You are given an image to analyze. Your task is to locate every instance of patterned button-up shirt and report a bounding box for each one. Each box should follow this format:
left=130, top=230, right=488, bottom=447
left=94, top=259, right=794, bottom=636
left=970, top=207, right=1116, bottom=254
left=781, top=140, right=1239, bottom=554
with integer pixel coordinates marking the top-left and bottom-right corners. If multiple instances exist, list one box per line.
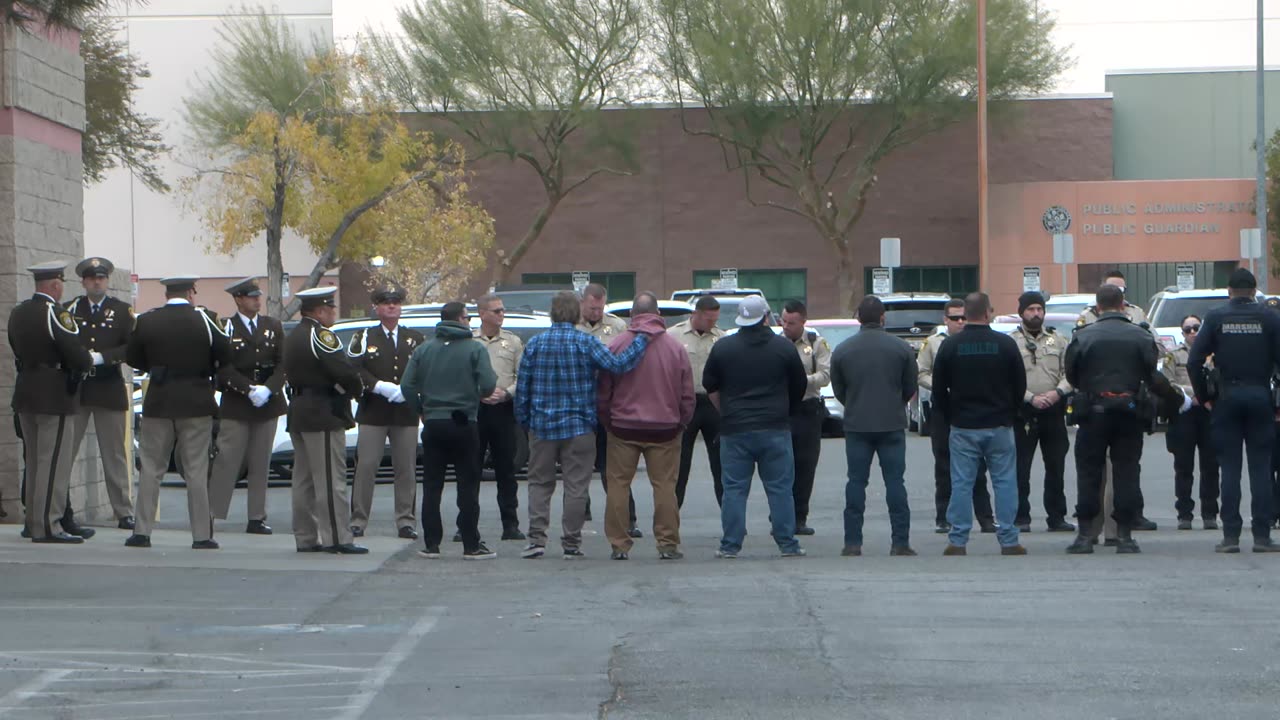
left=515, top=322, right=649, bottom=441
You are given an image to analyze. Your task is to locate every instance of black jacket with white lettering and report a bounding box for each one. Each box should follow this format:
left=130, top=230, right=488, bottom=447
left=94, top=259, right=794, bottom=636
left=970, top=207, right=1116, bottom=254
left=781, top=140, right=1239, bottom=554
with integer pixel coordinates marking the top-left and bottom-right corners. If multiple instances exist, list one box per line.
left=1188, top=297, right=1280, bottom=401
left=932, top=324, right=1025, bottom=429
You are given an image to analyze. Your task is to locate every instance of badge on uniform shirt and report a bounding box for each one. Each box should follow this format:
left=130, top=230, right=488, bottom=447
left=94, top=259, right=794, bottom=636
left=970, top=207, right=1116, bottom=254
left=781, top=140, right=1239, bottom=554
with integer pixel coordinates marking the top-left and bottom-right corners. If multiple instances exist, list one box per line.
left=367, top=344, right=378, bottom=353
left=1046, top=337, right=1055, bottom=347
left=604, top=327, right=614, bottom=335
left=803, top=346, right=812, bottom=355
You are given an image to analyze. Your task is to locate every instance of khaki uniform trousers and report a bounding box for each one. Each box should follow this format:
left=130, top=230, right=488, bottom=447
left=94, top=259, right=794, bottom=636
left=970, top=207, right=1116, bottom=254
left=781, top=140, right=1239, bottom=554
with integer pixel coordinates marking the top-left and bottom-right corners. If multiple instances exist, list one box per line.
left=20, top=413, right=76, bottom=539
left=209, top=417, right=278, bottom=521
left=136, top=416, right=214, bottom=542
left=605, top=432, right=682, bottom=553
left=290, top=430, right=354, bottom=548
left=349, top=424, right=418, bottom=531
left=71, top=406, right=133, bottom=520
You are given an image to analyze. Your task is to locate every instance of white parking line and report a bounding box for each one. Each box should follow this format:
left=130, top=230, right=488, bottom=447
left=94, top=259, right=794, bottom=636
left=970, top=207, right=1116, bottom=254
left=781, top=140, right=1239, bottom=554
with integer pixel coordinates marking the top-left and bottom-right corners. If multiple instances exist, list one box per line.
left=332, top=607, right=442, bottom=720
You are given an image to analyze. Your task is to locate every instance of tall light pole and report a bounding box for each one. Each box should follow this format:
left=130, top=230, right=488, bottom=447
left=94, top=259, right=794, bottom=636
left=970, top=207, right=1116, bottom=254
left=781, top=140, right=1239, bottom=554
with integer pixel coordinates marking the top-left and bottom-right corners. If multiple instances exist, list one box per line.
left=977, top=0, right=990, bottom=291
left=1258, top=0, right=1269, bottom=293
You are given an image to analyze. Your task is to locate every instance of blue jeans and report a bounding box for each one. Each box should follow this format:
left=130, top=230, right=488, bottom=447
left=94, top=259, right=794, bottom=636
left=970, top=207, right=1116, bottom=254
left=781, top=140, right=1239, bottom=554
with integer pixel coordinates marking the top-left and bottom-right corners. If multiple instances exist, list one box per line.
left=843, top=431, right=910, bottom=548
left=948, top=426, right=1019, bottom=547
left=719, top=430, right=799, bottom=554
left=1211, top=386, right=1275, bottom=539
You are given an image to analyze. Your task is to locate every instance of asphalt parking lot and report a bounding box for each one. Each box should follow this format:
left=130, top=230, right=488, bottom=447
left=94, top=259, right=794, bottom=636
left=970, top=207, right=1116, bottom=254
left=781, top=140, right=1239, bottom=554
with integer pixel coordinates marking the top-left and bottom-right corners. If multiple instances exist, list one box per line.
left=2, top=432, right=1279, bottom=719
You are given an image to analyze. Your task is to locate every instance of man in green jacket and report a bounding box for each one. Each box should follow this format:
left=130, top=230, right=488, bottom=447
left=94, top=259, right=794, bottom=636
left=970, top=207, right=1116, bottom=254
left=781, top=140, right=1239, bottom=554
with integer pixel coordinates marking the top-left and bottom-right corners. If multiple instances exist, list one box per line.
left=401, top=301, right=498, bottom=560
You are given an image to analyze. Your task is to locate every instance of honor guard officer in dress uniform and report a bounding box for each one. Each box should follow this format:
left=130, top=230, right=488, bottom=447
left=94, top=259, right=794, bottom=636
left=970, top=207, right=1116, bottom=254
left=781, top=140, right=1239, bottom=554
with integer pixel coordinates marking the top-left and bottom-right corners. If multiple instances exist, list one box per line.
left=1075, top=269, right=1157, bottom=539
left=1160, top=314, right=1220, bottom=531
left=577, top=283, right=640, bottom=537
left=1065, top=284, right=1185, bottom=555
left=65, top=257, right=135, bottom=531
left=8, top=261, right=93, bottom=543
left=779, top=300, right=830, bottom=535
left=284, top=287, right=368, bottom=554
left=347, top=281, right=423, bottom=540
left=1188, top=268, right=1280, bottom=553
left=1011, top=291, right=1075, bottom=533
left=209, top=277, right=286, bottom=535
left=671, top=296, right=726, bottom=507
left=472, top=292, right=526, bottom=541
left=125, top=275, right=232, bottom=549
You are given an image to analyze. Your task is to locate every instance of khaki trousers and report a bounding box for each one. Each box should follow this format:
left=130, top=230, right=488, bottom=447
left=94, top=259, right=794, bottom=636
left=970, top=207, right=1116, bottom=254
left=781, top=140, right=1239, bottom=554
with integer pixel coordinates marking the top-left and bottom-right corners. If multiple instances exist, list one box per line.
left=605, top=433, right=682, bottom=553
left=1086, top=460, right=1118, bottom=541
left=209, top=417, right=278, bottom=521
left=527, top=432, right=595, bottom=552
left=72, top=405, right=133, bottom=519
left=136, top=416, right=214, bottom=542
left=290, top=430, right=354, bottom=548
left=349, top=424, right=418, bottom=531
left=20, top=413, right=75, bottom=539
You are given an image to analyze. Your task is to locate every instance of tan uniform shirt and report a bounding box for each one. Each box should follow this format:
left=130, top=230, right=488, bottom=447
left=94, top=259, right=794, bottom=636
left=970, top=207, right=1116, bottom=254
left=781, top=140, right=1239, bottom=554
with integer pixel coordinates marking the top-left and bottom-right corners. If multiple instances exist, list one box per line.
left=1161, top=344, right=1212, bottom=395
left=791, top=330, right=832, bottom=401
left=476, top=327, right=523, bottom=399
left=670, top=320, right=724, bottom=394
left=576, top=313, right=627, bottom=342
left=916, top=333, right=947, bottom=391
left=1077, top=302, right=1148, bottom=328
left=1011, top=325, right=1072, bottom=402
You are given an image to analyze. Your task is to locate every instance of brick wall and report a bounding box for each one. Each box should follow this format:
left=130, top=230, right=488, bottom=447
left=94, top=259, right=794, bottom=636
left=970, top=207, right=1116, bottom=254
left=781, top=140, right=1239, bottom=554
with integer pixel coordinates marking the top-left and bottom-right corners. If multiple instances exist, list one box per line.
left=0, top=21, right=87, bottom=522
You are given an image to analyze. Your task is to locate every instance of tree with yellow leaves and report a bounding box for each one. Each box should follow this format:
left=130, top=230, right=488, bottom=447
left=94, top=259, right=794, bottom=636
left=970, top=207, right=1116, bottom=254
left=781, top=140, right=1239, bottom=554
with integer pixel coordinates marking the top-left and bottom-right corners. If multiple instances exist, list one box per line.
left=181, top=10, right=493, bottom=318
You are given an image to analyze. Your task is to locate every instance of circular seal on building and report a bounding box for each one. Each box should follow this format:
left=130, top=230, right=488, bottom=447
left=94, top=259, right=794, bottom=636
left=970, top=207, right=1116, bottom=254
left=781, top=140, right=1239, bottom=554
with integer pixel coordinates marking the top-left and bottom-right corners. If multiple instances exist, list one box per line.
left=1042, top=205, right=1072, bottom=233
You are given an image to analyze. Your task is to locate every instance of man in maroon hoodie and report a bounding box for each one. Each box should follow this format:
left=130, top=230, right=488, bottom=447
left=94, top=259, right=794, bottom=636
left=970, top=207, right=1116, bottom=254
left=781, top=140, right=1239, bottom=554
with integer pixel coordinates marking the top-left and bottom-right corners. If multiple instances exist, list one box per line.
left=598, top=292, right=696, bottom=560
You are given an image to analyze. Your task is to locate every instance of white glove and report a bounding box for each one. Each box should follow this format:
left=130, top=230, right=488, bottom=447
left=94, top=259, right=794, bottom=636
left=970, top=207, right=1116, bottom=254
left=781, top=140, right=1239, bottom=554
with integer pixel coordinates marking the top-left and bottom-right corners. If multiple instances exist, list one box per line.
left=248, top=385, right=271, bottom=408
left=90, top=351, right=104, bottom=366
left=386, top=387, right=406, bottom=404
left=374, top=381, right=398, bottom=399
left=1178, top=390, right=1194, bottom=415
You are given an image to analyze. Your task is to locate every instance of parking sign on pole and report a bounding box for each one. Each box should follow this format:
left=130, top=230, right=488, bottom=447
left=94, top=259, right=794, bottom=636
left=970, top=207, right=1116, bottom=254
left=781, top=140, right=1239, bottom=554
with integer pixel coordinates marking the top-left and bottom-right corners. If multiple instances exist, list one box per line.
left=871, top=268, right=892, bottom=295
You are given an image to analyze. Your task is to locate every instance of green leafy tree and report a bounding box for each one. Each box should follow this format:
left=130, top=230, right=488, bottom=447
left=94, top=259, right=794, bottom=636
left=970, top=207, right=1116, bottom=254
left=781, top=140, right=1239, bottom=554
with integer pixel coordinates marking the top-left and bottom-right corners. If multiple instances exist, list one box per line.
left=365, top=0, right=644, bottom=285
left=656, top=0, right=1068, bottom=310
left=182, top=11, right=492, bottom=318
left=81, top=13, right=168, bottom=191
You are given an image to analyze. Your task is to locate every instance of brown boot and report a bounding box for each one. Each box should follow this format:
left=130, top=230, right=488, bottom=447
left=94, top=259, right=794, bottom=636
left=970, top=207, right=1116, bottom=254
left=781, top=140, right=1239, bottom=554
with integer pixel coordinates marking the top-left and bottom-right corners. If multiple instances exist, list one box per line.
left=942, top=544, right=966, bottom=556
left=1000, top=544, right=1028, bottom=556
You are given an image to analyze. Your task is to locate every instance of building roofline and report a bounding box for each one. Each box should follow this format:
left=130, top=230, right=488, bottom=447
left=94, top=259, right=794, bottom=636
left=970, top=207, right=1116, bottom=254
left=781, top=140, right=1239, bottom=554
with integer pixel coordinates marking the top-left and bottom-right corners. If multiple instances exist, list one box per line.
left=1108, top=66, right=1280, bottom=77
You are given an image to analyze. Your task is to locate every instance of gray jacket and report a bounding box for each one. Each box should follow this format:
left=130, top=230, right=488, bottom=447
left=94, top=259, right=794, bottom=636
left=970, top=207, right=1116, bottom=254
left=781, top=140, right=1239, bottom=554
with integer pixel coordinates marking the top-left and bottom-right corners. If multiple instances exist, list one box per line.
left=830, top=325, right=918, bottom=433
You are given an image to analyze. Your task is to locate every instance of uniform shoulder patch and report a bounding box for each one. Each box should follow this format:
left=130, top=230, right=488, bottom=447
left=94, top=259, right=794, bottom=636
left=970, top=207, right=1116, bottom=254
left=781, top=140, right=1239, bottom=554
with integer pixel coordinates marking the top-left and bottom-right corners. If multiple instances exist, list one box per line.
left=315, top=328, right=341, bottom=353
left=56, top=309, right=77, bottom=333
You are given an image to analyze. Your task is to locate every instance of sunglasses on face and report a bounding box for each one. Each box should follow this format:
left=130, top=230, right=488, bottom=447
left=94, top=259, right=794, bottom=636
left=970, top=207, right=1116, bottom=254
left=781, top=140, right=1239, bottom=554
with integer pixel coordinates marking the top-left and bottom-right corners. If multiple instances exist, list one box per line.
left=1183, top=324, right=1201, bottom=333
left=946, top=315, right=965, bottom=322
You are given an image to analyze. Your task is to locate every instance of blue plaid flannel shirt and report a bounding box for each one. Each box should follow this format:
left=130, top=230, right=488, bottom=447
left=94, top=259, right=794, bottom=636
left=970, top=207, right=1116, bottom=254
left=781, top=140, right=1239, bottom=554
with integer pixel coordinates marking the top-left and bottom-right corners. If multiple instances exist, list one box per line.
left=514, top=323, right=649, bottom=441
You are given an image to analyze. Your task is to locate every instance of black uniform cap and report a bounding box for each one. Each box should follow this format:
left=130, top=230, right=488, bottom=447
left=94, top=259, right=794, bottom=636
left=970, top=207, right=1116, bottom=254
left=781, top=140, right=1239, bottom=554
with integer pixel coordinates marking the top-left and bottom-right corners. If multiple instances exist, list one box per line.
left=75, top=257, right=114, bottom=278
left=27, top=260, right=67, bottom=281
left=225, top=277, right=262, bottom=297
left=297, top=286, right=338, bottom=310
left=370, top=282, right=406, bottom=305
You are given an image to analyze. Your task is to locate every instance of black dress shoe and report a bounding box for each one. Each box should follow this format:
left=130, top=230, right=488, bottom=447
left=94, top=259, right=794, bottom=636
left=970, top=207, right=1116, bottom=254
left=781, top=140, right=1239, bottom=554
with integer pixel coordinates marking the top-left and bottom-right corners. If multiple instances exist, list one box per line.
left=795, top=525, right=816, bottom=536
left=978, top=520, right=997, bottom=534
left=1015, top=521, right=1031, bottom=533
left=124, top=534, right=151, bottom=548
left=192, top=539, right=220, bottom=550
left=65, top=525, right=96, bottom=540
left=296, top=545, right=326, bottom=553
left=118, top=516, right=135, bottom=530
left=326, top=543, right=370, bottom=555
left=19, top=526, right=30, bottom=539
left=1046, top=519, right=1076, bottom=533
left=452, top=531, right=463, bottom=543
left=246, top=520, right=273, bottom=535
left=502, top=527, right=527, bottom=541
left=628, top=526, right=644, bottom=539
left=1133, top=517, right=1158, bottom=531
left=32, top=532, right=84, bottom=544
left=398, top=526, right=419, bottom=540
left=350, top=526, right=365, bottom=538
left=934, top=521, right=952, bottom=534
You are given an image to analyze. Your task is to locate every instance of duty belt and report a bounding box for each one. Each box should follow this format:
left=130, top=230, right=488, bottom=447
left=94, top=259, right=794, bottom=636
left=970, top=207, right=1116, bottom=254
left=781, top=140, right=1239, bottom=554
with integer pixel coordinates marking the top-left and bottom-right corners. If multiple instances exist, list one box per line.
left=289, top=385, right=337, bottom=397
left=1097, top=391, right=1133, bottom=399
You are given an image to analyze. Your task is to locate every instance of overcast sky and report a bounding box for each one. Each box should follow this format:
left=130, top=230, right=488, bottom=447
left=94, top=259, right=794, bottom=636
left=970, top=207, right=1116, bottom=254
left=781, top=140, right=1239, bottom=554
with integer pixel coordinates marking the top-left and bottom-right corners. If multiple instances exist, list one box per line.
left=332, top=0, right=1280, bottom=94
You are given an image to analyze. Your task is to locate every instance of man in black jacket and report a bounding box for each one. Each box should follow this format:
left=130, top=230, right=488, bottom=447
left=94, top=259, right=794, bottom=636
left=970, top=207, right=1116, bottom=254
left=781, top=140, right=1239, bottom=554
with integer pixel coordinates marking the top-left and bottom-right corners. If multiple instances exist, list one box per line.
left=830, top=295, right=917, bottom=556
left=1066, top=284, right=1186, bottom=554
left=702, top=296, right=807, bottom=559
left=933, top=293, right=1027, bottom=556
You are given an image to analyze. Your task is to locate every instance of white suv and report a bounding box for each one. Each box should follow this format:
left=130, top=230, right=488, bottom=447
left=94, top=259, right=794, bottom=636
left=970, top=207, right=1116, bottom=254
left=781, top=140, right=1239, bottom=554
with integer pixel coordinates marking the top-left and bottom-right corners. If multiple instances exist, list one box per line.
left=1146, top=288, right=1264, bottom=350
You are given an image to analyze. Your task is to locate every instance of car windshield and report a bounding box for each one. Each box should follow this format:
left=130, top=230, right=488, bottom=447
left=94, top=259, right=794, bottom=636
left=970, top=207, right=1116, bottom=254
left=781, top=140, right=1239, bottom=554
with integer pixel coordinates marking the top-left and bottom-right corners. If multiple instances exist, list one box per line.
left=1046, top=301, right=1089, bottom=317
left=882, top=302, right=946, bottom=330
left=612, top=307, right=694, bottom=328
left=813, top=325, right=861, bottom=348
left=1044, top=317, right=1077, bottom=337
left=1149, top=296, right=1230, bottom=328
left=714, top=298, right=745, bottom=329
left=494, top=291, right=561, bottom=314
left=333, top=321, right=549, bottom=349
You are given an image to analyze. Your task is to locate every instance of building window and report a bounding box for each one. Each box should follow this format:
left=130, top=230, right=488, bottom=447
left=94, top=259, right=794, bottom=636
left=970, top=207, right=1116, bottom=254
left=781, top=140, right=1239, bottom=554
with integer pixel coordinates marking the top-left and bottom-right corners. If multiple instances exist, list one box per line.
left=862, top=266, right=978, bottom=296
left=521, top=272, right=636, bottom=302
left=690, top=269, right=807, bottom=313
